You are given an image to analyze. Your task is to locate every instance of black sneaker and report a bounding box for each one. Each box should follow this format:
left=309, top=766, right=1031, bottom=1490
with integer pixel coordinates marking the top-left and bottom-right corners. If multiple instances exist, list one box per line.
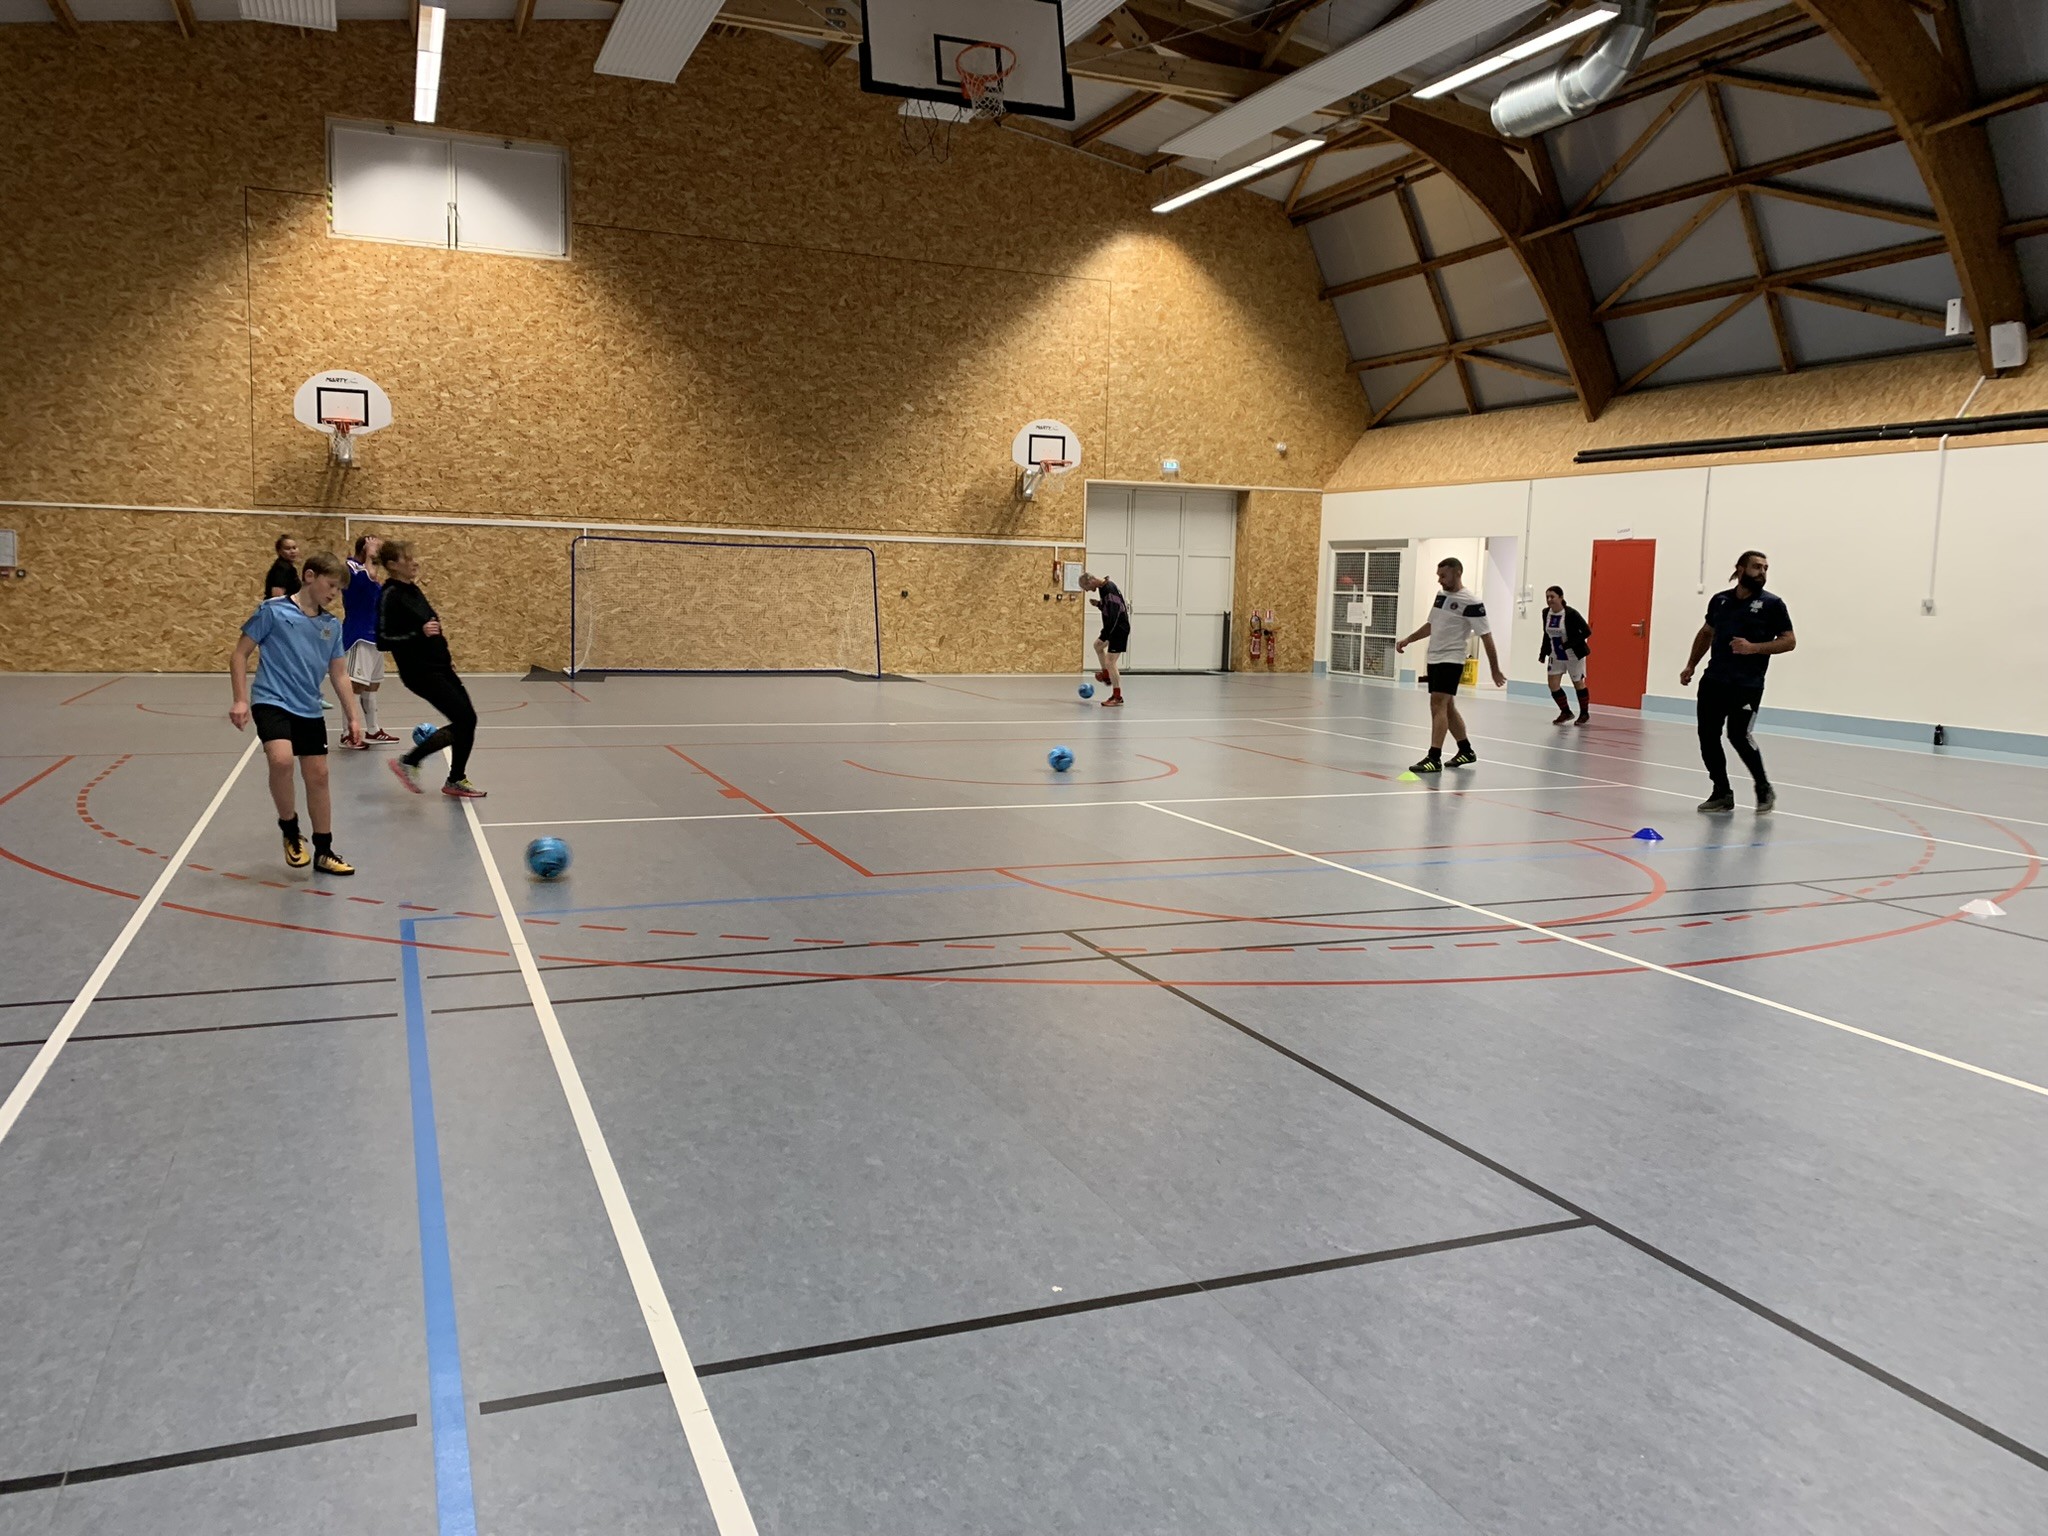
left=1755, top=787, right=1777, bottom=814
left=1552, top=709, right=1574, bottom=724
left=1446, top=748, right=1478, bottom=768
left=1407, top=757, right=1443, bottom=775
left=1697, top=791, right=1736, bottom=813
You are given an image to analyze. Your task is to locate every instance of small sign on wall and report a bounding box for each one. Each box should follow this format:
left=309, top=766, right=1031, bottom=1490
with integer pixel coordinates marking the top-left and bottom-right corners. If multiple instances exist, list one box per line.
left=1345, top=599, right=1364, bottom=624
left=1062, top=562, right=1084, bottom=592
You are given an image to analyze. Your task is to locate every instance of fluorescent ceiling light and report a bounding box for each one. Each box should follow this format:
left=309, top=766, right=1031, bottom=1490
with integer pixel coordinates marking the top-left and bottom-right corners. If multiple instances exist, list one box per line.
left=1061, top=0, right=1126, bottom=43
left=594, top=0, right=727, bottom=83
left=1159, top=0, right=1547, bottom=163
left=415, top=4, right=445, bottom=124
left=1413, top=6, right=1618, bottom=99
left=1154, top=137, right=1326, bottom=215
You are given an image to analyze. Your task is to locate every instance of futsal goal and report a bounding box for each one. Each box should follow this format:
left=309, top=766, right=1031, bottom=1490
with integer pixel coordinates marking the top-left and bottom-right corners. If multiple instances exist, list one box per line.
left=568, top=535, right=882, bottom=678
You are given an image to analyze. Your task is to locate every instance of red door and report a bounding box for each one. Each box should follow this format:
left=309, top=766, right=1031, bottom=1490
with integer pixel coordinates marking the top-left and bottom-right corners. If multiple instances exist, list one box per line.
left=1588, top=539, right=1656, bottom=709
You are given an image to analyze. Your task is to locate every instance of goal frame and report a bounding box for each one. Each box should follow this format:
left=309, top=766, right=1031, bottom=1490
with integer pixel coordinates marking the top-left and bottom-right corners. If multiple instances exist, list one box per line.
left=566, top=535, right=883, bottom=680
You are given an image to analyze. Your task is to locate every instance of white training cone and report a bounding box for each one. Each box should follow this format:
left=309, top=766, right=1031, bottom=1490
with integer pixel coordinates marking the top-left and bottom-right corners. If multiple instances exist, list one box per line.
left=1959, top=899, right=2006, bottom=919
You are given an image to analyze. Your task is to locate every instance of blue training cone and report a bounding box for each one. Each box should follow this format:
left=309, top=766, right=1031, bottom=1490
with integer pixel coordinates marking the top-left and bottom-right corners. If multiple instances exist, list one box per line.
left=1631, top=827, right=1665, bottom=842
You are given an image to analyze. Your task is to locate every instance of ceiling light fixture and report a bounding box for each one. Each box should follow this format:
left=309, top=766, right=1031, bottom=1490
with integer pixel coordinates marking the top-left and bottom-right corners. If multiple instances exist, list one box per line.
left=1153, top=137, right=1327, bottom=215
left=1413, top=5, right=1618, bottom=100
left=415, top=4, right=446, bottom=124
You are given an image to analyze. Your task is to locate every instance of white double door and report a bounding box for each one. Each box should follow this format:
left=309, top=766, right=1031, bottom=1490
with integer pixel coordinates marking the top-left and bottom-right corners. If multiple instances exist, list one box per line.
left=1082, top=486, right=1238, bottom=672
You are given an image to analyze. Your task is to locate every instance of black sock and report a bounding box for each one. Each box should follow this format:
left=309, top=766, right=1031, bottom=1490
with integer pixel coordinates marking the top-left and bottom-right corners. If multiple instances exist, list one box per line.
left=313, top=832, right=333, bottom=856
left=1456, top=739, right=1472, bottom=754
left=279, top=816, right=301, bottom=843
left=1423, top=747, right=1441, bottom=761
left=1575, top=687, right=1590, bottom=715
left=1550, top=688, right=1569, bottom=711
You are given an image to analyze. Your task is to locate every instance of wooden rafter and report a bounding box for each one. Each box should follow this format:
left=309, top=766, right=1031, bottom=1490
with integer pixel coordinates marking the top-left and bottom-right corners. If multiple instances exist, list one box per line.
left=2005, top=213, right=2048, bottom=244
left=1288, top=153, right=1435, bottom=225
left=1601, top=236, right=1950, bottom=320
left=1778, top=284, right=1946, bottom=328
left=1797, top=0, right=2026, bottom=374
left=1368, top=358, right=1451, bottom=428
left=1074, top=92, right=1163, bottom=149
left=1121, top=0, right=1324, bottom=74
left=1592, top=13, right=1827, bottom=122
left=1596, top=190, right=1735, bottom=313
left=1464, top=350, right=1574, bottom=388
left=1352, top=322, right=1553, bottom=375
left=1748, top=181, right=1940, bottom=230
left=1571, top=82, right=1703, bottom=216
left=1704, top=82, right=1795, bottom=374
left=513, top=0, right=537, bottom=35
left=1394, top=184, right=1476, bottom=415
left=1709, top=69, right=1880, bottom=110
left=1320, top=238, right=1510, bottom=301
left=1925, top=80, right=2048, bottom=136
left=45, top=0, right=79, bottom=34
left=171, top=0, right=197, bottom=39
left=1370, top=103, right=1616, bottom=419
left=1283, top=157, right=1316, bottom=216
left=1621, top=293, right=1757, bottom=393
left=819, top=41, right=852, bottom=68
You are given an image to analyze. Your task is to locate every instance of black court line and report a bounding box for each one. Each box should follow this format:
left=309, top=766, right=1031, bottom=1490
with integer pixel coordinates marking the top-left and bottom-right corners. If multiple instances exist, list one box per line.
left=477, top=1217, right=1590, bottom=1417
left=1794, top=882, right=2048, bottom=948
left=1066, top=933, right=2048, bottom=1477
left=0, top=974, right=396, bottom=1012
left=0, top=1413, right=417, bottom=1497
left=0, top=1012, right=398, bottom=1051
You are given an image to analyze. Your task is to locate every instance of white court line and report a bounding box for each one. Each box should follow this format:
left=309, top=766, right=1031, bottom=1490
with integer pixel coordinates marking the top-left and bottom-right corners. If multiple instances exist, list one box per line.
left=1143, top=802, right=2048, bottom=1103
left=479, top=781, right=1620, bottom=830
left=0, top=737, right=259, bottom=1149
left=1261, top=719, right=2042, bottom=863
left=457, top=798, right=759, bottom=1536
left=478, top=713, right=1335, bottom=732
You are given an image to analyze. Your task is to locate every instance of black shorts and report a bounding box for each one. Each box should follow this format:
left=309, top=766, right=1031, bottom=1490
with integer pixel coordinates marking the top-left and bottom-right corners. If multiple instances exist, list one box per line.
left=1100, top=620, right=1130, bottom=655
left=251, top=703, right=327, bottom=756
left=1425, top=662, right=1465, bottom=696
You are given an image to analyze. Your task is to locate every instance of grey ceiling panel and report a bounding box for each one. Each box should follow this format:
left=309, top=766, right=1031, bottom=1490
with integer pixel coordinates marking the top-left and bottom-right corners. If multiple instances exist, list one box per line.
left=1959, top=0, right=2048, bottom=94
left=1606, top=295, right=1779, bottom=388
left=1773, top=142, right=1930, bottom=206
left=1547, top=85, right=1695, bottom=208
left=1813, top=252, right=1963, bottom=313
left=1716, top=87, right=1892, bottom=168
left=1481, top=332, right=1570, bottom=372
left=1987, top=105, right=2048, bottom=222
left=1466, top=360, right=1574, bottom=410
left=1641, top=0, right=1784, bottom=61
left=1776, top=295, right=1961, bottom=367
left=1334, top=278, right=1448, bottom=361
left=2017, top=233, right=2048, bottom=319
left=1379, top=360, right=1473, bottom=425
left=1573, top=194, right=1723, bottom=298
left=1624, top=197, right=1759, bottom=302
left=1436, top=247, right=1547, bottom=334
left=1105, top=98, right=1208, bottom=158
left=1731, top=35, right=1874, bottom=93
left=1595, top=93, right=1729, bottom=206
left=1068, top=79, right=1142, bottom=129
left=1308, top=198, right=1422, bottom=289
left=1299, top=143, right=1416, bottom=199
left=1403, top=174, right=1495, bottom=257
left=1748, top=194, right=1940, bottom=270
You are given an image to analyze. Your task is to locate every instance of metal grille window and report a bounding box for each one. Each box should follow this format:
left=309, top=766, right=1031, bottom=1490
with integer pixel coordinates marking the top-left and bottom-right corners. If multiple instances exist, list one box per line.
left=1329, top=546, right=1402, bottom=678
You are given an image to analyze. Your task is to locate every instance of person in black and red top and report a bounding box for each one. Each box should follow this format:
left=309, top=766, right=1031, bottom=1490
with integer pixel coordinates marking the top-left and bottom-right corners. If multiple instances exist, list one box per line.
left=1680, top=550, right=1795, bottom=815
left=1079, top=573, right=1129, bottom=708
left=376, top=539, right=486, bottom=799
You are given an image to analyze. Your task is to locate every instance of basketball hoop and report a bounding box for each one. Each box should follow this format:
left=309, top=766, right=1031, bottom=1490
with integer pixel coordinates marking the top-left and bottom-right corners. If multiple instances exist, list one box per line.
left=955, top=40, right=1015, bottom=122
left=1020, top=457, right=1074, bottom=501
left=322, top=414, right=364, bottom=467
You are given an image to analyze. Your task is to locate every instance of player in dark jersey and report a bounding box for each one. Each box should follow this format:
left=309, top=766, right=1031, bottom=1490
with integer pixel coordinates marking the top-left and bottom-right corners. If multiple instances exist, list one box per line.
left=377, top=539, right=486, bottom=799
left=1680, top=550, right=1795, bottom=814
left=1080, top=573, right=1129, bottom=708
left=264, top=534, right=301, bottom=599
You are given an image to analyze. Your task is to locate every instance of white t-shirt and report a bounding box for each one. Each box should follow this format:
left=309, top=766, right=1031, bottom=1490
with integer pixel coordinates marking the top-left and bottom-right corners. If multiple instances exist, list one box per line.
left=1426, top=587, right=1491, bottom=664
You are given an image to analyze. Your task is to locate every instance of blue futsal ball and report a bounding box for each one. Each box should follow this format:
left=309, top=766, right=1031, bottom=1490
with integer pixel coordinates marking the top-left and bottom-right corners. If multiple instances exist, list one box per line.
left=1079, top=683, right=1095, bottom=699
left=526, top=836, right=571, bottom=880
left=1048, top=746, right=1074, bottom=773
left=411, top=721, right=437, bottom=747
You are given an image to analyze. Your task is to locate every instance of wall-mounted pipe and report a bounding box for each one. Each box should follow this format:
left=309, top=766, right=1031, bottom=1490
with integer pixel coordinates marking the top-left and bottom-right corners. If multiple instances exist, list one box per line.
left=1491, top=0, right=1656, bottom=139
left=1574, top=408, right=2048, bottom=464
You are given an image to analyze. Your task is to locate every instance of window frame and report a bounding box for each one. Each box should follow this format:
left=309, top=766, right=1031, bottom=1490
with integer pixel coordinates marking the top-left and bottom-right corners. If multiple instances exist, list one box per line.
left=325, top=117, right=573, bottom=262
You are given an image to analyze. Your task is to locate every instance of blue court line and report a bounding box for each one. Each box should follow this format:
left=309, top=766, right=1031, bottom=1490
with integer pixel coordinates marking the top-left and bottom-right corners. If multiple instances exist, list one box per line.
left=400, top=917, right=479, bottom=1536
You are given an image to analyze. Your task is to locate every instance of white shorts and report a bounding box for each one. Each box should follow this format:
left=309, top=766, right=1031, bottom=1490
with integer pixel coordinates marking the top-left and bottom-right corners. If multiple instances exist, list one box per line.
left=1546, top=653, right=1587, bottom=686
left=346, top=639, right=386, bottom=687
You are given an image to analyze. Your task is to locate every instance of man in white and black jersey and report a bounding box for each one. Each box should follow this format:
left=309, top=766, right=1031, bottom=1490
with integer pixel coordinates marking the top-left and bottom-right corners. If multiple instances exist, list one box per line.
left=1394, top=557, right=1506, bottom=773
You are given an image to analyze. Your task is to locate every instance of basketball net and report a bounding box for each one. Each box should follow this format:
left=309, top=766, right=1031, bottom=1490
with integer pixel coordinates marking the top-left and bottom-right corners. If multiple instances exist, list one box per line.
left=324, top=416, right=362, bottom=467
left=896, top=40, right=1013, bottom=162
left=955, top=40, right=1013, bottom=122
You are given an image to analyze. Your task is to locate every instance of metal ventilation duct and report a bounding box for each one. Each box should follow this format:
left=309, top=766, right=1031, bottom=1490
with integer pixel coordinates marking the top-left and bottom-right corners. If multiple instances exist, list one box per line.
left=1490, top=0, right=1655, bottom=138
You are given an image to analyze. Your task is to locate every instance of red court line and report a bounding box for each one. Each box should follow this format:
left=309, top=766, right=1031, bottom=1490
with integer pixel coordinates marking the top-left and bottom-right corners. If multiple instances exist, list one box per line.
left=1198, top=736, right=1392, bottom=783
left=842, top=754, right=1181, bottom=788
left=666, top=746, right=876, bottom=877
left=558, top=680, right=593, bottom=703
left=59, top=677, right=125, bottom=706
left=0, top=757, right=74, bottom=810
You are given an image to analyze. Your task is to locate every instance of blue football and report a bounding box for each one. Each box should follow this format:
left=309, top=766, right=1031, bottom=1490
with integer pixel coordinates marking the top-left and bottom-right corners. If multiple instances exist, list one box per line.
left=526, top=836, right=571, bottom=880
left=1079, top=683, right=1095, bottom=699
left=1048, top=746, right=1074, bottom=772
left=411, top=722, right=437, bottom=747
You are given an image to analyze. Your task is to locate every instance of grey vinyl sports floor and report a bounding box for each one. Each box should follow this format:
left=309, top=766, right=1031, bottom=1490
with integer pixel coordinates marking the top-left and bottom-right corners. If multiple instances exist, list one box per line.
left=2, top=669, right=2045, bottom=1536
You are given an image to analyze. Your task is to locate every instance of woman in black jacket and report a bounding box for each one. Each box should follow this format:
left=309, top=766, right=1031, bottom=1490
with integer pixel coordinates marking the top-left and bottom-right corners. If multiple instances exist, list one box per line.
left=1538, top=586, right=1592, bottom=725
left=376, top=540, right=486, bottom=798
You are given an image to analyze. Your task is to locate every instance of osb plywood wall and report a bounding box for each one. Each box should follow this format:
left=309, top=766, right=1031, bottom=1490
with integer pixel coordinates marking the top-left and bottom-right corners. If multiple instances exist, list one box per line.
left=1233, top=491, right=1321, bottom=673
left=0, top=22, right=1364, bottom=673
left=1329, top=348, right=2048, bottom=492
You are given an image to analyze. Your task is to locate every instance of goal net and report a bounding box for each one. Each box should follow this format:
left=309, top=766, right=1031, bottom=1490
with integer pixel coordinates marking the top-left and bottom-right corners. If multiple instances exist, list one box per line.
left=569, top=536, right=882, bottom=677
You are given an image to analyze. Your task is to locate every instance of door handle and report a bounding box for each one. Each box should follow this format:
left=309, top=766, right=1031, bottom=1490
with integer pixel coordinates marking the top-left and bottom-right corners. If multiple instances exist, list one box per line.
left=1632, top=623, right=1645, bottom=636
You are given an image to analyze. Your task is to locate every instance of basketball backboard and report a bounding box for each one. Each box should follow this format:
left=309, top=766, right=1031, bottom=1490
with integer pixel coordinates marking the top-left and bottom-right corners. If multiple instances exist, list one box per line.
left=293, top=369, right=392, bottom=435
left=1012, top=418, right=1081, bottom=470
left=860, top=0, right=1075, bottom=122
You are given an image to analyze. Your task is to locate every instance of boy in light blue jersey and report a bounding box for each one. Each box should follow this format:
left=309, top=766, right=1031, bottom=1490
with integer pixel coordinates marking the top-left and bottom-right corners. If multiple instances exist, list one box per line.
left=229, top=550, right=363, bottom=874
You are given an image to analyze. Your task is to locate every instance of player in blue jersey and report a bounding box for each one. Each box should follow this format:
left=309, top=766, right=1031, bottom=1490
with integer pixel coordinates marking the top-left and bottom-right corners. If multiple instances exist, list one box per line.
left=341, top=533, right=399, bottom=747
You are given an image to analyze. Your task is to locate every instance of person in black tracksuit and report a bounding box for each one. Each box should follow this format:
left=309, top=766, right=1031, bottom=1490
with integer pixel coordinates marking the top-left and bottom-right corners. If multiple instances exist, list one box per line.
left=1537, top=586, right=1592, bottom=725
left=375, top=539, right=486, bottom=800
left=1680, top=550, right=1795, bottom=815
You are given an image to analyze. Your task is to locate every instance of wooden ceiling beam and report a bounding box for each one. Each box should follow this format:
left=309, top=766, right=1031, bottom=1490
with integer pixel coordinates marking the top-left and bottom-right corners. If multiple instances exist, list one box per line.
left=171, top=0, right=197, bottom=39
left=1073, top=91, right=1164, bottom=149
left=1925, top=80, right=2048, bottom=135
left=1395, top=183, right=1476, bottom=415
left=2005, top=213, right=2048, bottom=243
left=1709, top=68, right=1880, bottom=109
left=1706, top=82, right=1796, bottom=374
left=1351, top=322, right=1553, bottom=375
left=1571, top=81, right=1703, bottom=216
left=513, top=0, right=537, bottom=36
left=1778, top=283, right=1947, bottom=328
left=1620, top=293, right=1757, bottom=393
left=1320, top=238, right=1510, bottom=300
left=1600, top=236, right=1951, bottom=320
left=1367, top=357, right=1451, bottom=427
left=1796, top=0, right=2026, bottom=375
left=45, top=0, right=79, bottom=34
left=1373, top=102, right=1616, bottom=419
left=1596, top=190, right=1735, bottom=313
left=1287, top=152, right=1434, bottom=224
left=1464, top=350, right=1574, bottom=388
left=1749, top=180, right=1940, bottom=230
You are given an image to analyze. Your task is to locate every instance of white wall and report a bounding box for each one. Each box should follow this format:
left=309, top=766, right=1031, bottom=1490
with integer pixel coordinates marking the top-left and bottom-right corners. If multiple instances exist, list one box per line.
left=1319, top=439, right=2048, bottom=741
